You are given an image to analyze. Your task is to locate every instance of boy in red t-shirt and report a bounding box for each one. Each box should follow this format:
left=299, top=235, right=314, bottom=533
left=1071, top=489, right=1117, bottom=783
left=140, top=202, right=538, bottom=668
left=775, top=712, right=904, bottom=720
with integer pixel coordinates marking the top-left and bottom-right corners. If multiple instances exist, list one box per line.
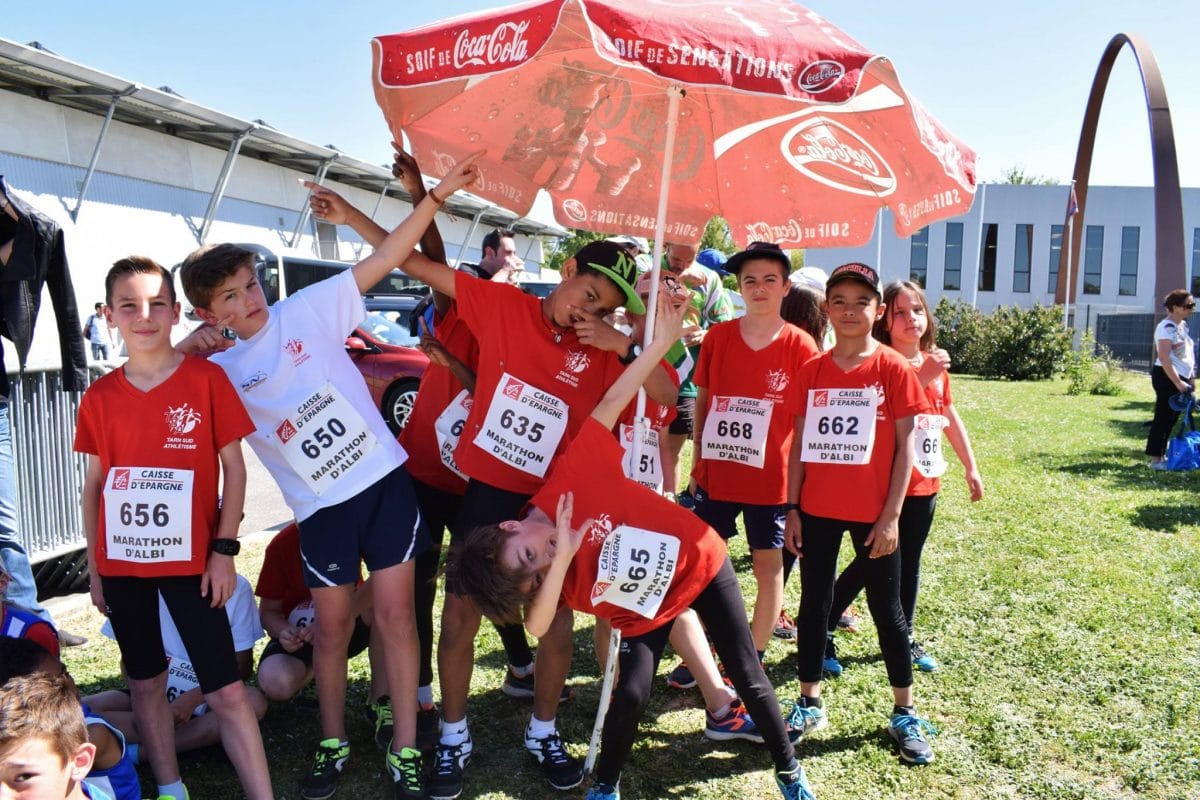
left=446, top=293, right=815, bottom=800
left=73, top=258, right=272, bottom=800
left=689, top=242, right=818, bottom=663
left=784, top=262, right=935, bottom=766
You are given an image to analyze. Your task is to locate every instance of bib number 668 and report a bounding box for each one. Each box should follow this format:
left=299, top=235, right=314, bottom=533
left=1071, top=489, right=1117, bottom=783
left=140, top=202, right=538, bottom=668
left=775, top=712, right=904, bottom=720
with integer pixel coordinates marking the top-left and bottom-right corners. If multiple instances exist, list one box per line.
left=716, top=420, right=753, bottom=439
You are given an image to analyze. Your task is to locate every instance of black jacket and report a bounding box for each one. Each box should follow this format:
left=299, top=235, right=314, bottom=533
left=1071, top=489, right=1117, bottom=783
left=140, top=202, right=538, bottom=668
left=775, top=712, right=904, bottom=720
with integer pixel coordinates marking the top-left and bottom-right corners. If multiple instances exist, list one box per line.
left=0, top=175, right=88, bottom=393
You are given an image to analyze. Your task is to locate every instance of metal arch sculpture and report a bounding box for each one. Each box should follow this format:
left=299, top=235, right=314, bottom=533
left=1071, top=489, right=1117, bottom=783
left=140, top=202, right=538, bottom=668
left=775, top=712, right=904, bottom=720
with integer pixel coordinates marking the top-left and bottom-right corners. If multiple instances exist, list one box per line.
left=1056, top=33, right=1185, bottom=310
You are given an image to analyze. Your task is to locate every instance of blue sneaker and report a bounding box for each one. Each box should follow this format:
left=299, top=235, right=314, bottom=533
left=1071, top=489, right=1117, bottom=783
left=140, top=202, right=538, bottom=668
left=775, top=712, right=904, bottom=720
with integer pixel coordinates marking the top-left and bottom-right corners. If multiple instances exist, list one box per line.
left=775, top=765, right=816, bottom=800
left=888, top=712, right=936, bottom=764
left=666, top=660, right=696, bottom=689
left=786, top=699, right=828, bottom=738
left=910, top=640, right=938, bottom=672
left=704, top=699, right=763, bottom=743
left=585, top=782, right=620, bottom=800
left=822, top=636, right=843, bottom=678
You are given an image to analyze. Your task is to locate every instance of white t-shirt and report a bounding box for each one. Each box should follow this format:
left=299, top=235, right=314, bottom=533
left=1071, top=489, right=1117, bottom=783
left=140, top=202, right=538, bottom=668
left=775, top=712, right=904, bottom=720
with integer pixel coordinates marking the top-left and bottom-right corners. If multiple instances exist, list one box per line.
left=100, top=575, right=263, bottom=715
left=212, top=270, right=407, bottom=521
left=1154, top=317, right=1196, bottom=379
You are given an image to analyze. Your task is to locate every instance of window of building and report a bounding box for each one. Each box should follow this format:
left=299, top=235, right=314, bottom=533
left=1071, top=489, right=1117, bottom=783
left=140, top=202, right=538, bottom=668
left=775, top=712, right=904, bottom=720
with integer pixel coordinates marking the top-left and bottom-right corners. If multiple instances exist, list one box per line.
left=1013, top=224, right=1033, bottom=293
left=944, top=223, right=962, bottom=291
left=1192, top=228, right=1200, bottom=297
left=978, top=223, right=997, bottom=292
left=1083, top=225, right=1103, bottom=294
left=1048, top=224, right=1063, bottom=293
left=1118, top=226, right=1139, bottom=296
left=909, top=227, right=929, bottom=287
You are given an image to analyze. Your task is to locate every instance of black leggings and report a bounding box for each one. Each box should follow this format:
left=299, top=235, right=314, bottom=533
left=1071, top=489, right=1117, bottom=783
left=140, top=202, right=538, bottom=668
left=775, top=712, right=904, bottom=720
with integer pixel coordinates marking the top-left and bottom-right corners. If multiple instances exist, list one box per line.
left=1146, top=366, right=1185, bottom=457
left=596, top=558, right=796, bottom=786
left=794, top=513, right=912, bottom=688
left=413, top=479, right=533, bottom=687
left=827, top=494, right=937, bottom=636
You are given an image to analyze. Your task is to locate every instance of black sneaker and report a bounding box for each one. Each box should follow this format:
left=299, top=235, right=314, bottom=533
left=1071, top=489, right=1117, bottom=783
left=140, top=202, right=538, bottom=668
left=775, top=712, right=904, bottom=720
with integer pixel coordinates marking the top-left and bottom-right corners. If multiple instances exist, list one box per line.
left=366, top=696, right=394, bottom=749
left=416, top=703, right=440, bottom=752
left=386, top=746, right=424, bottom=799
left=428, top=735, right=472, bottom=800
left=300, top=738, right=350, bottom=800
left=502, top=667, right=575, bottom=704
left=523, top=728, right=584, bottom=790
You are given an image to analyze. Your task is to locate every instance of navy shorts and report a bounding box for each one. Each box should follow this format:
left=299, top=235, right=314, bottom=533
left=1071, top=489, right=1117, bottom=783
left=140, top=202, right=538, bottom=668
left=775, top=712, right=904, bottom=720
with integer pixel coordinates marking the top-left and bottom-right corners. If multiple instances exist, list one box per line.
left=297, top=466, right=429, bottom=589
left=102, top=574, right=241, bottom=694
left=692, top=485, right=786, bottom=550
left=668, top=396, right=696, bottom=436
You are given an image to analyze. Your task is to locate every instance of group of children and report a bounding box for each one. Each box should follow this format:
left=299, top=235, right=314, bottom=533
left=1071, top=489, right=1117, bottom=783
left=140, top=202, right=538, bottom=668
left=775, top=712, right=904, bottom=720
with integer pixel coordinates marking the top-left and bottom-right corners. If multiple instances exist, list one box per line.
left=0, top=145, right=985, bottom=800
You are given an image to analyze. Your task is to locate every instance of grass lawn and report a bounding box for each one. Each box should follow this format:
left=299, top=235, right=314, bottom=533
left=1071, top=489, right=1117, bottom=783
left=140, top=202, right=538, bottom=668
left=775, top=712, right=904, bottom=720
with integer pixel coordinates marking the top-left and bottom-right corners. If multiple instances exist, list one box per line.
left=54, top=372, right=1200, bottom=799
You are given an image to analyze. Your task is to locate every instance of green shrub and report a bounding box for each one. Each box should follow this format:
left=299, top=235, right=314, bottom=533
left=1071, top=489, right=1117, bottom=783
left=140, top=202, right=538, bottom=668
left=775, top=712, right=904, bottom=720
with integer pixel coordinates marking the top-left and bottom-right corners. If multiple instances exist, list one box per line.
left=1064, top=329, right=1125, bottom=395
left=933, top=299, right=1071, bottom=380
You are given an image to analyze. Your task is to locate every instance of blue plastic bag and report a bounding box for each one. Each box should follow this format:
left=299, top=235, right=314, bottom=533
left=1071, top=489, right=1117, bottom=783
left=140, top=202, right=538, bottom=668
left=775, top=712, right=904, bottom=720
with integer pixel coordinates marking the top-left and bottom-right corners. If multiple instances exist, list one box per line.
left=1165, top=398, right=1200, bottom=471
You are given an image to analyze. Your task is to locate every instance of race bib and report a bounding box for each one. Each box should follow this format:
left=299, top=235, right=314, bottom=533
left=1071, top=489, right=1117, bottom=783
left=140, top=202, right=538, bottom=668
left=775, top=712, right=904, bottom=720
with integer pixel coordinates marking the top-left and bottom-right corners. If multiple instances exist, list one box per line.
left=274, top=383, right=378, bottom=495
left=701, top=395, right=772, bottom=468
left=165, top=656, right=206, bottom=716
left=287, top=600, right=316, bottom=630
left=800, top=388, right=878, bottom=465
left=473, top=373, right=567, bottom=478
left=913, top=413, right=949, bottom=478
left=434, top=390, right=472, bottom=481
left=590, top=525, right=680, bottom=619
left=103, top=467, right=194, bottom=564
left=620, top=422, right=662, bottom=492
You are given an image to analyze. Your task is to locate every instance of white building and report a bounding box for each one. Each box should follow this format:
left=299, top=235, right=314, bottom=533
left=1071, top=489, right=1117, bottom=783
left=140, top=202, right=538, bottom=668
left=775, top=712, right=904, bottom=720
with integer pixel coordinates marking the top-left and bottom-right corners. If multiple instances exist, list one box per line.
left=811, top=183, right=1200, bottom=328
left=0, top=37, right=567, bottom=370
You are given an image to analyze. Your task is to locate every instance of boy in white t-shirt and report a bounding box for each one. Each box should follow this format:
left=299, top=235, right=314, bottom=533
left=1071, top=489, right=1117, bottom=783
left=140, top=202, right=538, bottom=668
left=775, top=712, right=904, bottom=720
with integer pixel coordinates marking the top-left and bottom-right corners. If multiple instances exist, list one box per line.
left=178, top=153, right=481, bottom=800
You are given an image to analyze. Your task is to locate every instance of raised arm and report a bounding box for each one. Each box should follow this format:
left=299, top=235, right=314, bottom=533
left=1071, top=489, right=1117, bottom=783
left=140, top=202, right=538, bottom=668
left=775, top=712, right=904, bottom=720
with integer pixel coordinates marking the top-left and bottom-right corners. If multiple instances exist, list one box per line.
left=348, top=151, right=482, bottom=295
left=590, top=292, right=686, bottom=431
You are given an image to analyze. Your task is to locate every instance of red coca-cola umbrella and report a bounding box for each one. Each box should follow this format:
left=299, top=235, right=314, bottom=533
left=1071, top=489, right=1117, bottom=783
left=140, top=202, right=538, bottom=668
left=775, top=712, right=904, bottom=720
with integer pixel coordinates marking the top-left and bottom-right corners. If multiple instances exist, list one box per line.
left=371, top=0, right=977, bottom=252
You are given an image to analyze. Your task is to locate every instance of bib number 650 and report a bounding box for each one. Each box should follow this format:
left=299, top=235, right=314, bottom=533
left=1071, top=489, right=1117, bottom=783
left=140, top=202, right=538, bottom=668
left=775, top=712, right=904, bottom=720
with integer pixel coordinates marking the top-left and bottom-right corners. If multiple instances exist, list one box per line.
left=300, top=418, right=347, bottom=459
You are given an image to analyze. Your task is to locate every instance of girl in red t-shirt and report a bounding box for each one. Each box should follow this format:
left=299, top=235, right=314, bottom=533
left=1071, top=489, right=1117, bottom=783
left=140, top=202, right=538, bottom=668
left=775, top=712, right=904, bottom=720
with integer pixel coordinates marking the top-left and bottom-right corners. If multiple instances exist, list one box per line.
left=785, top=263, right=936, bottom=766
left=824, top=281, right=983, bottom=675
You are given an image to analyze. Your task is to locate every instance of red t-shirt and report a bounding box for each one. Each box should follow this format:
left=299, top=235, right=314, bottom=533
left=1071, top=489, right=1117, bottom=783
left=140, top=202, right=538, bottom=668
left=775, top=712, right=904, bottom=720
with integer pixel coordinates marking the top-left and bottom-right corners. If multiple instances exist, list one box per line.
left=254, top=523, right=310, bottom=617
left=794, top=346, right=925, bottom=523
left=692, top=320, right=818, bottom=504
left=398, top=304, right=478, bottom=495
left=530, top=418, right=727, bottom=638
left=615, top=359, right=679, bottom=431
left=908, top=363, right=953, bottom=497
left=452, top=272, right=625, bottom=495
left=74, top=356, right=254, bottom=578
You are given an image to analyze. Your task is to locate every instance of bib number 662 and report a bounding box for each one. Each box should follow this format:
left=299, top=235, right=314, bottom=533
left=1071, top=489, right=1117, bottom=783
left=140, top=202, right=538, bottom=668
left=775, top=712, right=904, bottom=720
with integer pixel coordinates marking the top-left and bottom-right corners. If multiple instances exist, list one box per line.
left=300, top=418, right=347, bottom=459
left=499, top=409, right=545, bottom=443
left=120, top=502, right=169, bottom=528
left=816, top=415, right=859, bottom=436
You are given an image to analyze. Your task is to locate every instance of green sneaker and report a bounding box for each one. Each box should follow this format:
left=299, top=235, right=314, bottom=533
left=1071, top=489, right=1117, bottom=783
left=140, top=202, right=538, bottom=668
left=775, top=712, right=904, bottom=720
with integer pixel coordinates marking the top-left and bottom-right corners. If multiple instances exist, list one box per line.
left=300, top=738, right=350, bottom=800
left=154, top=786, right=190, bottom=800
left=387, top=746, right=424, bottom=799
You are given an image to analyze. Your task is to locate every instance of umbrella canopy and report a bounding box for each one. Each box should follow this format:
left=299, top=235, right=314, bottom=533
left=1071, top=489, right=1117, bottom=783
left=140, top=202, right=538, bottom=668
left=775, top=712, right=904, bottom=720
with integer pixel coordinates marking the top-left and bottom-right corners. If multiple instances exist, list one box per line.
left=372, top=0, right=976, bottom=248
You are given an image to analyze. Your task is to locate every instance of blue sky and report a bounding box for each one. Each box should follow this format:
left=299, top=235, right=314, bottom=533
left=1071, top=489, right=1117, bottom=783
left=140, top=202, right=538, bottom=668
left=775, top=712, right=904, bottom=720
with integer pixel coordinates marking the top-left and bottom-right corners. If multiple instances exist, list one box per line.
left=4, top=1, right=1198, bottom=188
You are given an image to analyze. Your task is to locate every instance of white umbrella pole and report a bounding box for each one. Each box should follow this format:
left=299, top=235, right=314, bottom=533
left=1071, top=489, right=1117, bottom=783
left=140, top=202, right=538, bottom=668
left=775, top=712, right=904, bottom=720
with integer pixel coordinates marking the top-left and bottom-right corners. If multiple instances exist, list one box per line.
left=587, top=83, right=683, bottom=776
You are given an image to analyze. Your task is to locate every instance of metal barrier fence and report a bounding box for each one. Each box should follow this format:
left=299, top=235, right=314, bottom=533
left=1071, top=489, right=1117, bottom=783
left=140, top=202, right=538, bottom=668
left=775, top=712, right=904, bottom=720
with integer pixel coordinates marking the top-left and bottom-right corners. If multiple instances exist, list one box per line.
left=7, top=366, right=93, bottom=561
left=1094, top=311, right=1199, bottom=371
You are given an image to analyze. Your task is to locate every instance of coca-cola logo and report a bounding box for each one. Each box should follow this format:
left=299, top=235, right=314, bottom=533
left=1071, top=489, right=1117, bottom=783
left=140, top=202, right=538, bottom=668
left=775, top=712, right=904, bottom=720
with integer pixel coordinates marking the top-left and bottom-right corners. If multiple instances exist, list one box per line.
left=744, top=218, right=804, bottom=243
left=782, top=117, right=896, bottom=197
left=797, top=61, right=845, bottom=94
left=454, top=21, right=531, bottom=70
left=561, top=198, right=588, bottom=223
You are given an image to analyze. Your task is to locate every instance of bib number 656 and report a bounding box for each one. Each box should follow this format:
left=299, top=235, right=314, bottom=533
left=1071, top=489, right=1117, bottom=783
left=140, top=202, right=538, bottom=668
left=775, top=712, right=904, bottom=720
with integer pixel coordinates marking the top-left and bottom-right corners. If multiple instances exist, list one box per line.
left=120, top=502, right=169, bottom=528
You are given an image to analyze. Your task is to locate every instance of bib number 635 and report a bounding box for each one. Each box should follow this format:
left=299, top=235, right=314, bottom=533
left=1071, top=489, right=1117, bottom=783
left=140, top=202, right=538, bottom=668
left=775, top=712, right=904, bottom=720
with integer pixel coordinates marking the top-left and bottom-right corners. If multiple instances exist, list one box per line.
left=499, top=409, right=545, bottom=442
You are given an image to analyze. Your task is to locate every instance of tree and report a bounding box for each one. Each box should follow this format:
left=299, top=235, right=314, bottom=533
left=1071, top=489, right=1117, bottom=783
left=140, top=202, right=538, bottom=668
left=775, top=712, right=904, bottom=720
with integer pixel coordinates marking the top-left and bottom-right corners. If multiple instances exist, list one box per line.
left=545, top=229, right=606, bottom=271
left=700, top=216, right=734, bottom=254
left=998, top=165, right=1057, bottom=185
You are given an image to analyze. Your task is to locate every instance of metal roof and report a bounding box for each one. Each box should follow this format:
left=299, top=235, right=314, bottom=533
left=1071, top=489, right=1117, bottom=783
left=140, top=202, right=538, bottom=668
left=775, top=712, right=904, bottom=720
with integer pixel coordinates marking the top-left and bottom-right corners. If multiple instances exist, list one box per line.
left=0, top=37, right=568, bottom=238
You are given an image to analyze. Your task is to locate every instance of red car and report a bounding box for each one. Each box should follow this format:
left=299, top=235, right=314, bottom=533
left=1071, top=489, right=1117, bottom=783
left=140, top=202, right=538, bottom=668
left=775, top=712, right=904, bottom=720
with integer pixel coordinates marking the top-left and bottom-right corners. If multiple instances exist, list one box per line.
left=347, top=295, right=429, bottom=434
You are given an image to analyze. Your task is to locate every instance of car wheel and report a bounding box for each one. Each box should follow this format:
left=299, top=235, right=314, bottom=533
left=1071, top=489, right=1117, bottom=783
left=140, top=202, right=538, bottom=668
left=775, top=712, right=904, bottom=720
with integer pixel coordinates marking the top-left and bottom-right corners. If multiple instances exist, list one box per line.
left=383, top=378, right=420, bottom=435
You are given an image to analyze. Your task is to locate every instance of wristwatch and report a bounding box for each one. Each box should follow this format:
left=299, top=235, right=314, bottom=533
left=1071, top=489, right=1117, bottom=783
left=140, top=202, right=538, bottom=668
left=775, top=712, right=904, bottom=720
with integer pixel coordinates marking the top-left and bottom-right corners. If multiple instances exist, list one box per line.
left=784, top=503, right=801, bottom=514
left=619, top=342, right=642, bottom=365
left=211, top=538, right=241, bottom=556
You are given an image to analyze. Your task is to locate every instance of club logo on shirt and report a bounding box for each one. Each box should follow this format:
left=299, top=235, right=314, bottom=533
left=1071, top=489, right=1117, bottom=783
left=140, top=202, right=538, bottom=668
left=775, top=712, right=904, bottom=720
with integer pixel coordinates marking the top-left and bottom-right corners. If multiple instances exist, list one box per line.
left=587, top=514, right=614, bottom=546
left=284, top=338, right=311, bottom=367
left=564, top=350, right=590, bottom=374
left=871, top=382, right=887, bottom=420
left=165, top=404, right=201, bottom=436
left=503, top=377, right=525, bottom=400
left=111, top=469, right=131, bottom=491
left=276, top=419, right=299, bottom=444
left=240, top=371, right=268, bottom=392
left=765, top=369, right=789, bottom=394
left=813, top=390, right=829, bottom=408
